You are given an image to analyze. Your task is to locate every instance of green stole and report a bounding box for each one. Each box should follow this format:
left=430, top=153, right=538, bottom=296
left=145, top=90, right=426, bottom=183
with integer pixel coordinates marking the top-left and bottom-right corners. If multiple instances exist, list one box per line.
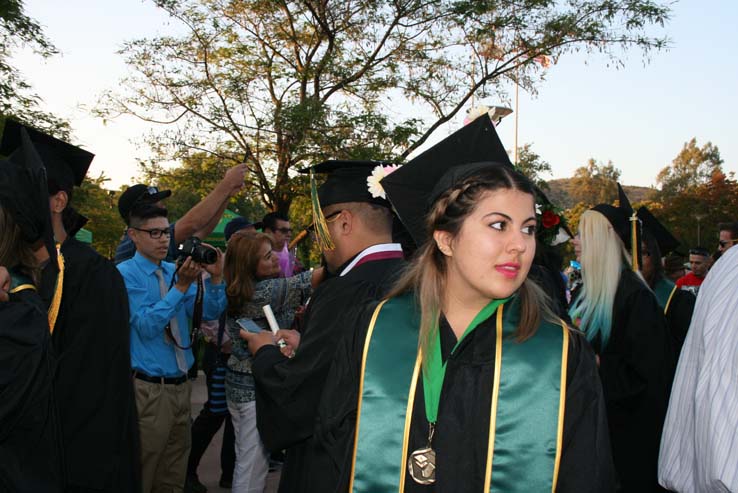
left=9, top=270, right=36, bottom=294
left=350, top=293, right=568, bottom=493
left=653, top=277, right=677, bottom=315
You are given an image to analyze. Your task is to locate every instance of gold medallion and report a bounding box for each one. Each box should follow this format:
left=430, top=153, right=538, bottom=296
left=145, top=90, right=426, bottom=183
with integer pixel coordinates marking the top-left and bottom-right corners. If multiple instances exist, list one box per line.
left=408, top=446, right=436, bottom=485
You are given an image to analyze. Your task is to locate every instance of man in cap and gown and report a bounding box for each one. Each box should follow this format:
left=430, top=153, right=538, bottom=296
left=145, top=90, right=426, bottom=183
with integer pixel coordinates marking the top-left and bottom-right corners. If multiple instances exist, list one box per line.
left=1, top=121, right=141, bottom=493
left=240, top=159, right=406, bottom=493
left=637, top=206, right=696, bottom=354
left=313, top=116, right=615, bottom=493
left=0, top=125, right=62, bottom=492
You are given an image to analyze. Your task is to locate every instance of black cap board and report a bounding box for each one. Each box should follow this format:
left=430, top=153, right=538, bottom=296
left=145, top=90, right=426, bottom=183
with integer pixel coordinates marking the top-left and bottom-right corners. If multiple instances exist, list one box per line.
left=0, top=126, right=58, bottom=269
left=637, top=206, right=680, bottom=255
left=381, top=114, right=512, bottom=247
left=299, top=159, right=395, bottom=208
left=1, top=119, right=94, bottom=193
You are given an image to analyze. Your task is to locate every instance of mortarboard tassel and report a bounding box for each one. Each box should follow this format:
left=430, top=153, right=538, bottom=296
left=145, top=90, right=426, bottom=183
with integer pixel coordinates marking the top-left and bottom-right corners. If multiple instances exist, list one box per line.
left=310, top=171, right=335, bottom=251
left=629, top=212, right=640, bottom=272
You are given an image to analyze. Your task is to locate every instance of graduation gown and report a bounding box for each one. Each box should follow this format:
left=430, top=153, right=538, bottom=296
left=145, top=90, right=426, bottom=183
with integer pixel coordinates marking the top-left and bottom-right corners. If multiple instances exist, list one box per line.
left=0, top=284, right=62, bottom=493
left=315, top=296, right=616, bottom=493
left=594, top=270, right=676, bottom=492
left=652, top=276, right=695, bottom=355
left=251, top=255, right=405, bottom=493
left=49, top=238, right=141, bottom=492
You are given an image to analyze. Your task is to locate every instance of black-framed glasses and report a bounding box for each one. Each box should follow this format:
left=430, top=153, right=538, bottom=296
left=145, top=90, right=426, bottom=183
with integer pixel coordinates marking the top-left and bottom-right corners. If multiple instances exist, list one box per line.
left=274, top=227, right=293, bottom=234
left=323, top=210, right=344, bottom=222
left=131, top=226, right=171, bottom=239
left=718, top=239, right=737, bottom=248
left=642, top=251, right=651, bottom=257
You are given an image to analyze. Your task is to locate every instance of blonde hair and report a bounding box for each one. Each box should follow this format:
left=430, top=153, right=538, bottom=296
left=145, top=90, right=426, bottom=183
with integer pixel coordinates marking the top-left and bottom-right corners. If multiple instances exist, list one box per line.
left=387, top=166, right=559, bottom=364
left=569, top=209, right=645, bottom=347
left=224, top=232, right=275, bottom=315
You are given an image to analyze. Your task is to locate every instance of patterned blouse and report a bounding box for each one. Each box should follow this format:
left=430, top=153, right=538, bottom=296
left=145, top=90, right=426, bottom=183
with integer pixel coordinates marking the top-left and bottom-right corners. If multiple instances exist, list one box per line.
left=225, top=270, right=313, bottom=404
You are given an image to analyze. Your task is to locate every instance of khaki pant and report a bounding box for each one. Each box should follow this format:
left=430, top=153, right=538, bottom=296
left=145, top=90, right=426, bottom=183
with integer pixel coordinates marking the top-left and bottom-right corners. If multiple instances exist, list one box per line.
left=135, top=378, right=192, bottom=493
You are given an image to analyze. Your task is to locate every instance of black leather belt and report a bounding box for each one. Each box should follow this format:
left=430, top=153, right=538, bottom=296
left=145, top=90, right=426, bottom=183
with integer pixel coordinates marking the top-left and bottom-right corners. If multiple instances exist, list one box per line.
left=133, top=371, right=187, bottom=385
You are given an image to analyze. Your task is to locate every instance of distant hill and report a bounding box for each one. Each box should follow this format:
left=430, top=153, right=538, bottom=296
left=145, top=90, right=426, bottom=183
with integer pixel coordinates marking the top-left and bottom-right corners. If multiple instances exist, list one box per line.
left=545, top=178, right=657, bottom=210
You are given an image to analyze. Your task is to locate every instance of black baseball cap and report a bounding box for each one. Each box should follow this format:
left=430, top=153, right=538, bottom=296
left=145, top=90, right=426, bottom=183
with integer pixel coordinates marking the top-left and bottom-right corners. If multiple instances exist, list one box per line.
left=118, top=184, right=172, bottom=222
left=224, top=216, right=255, bottom=242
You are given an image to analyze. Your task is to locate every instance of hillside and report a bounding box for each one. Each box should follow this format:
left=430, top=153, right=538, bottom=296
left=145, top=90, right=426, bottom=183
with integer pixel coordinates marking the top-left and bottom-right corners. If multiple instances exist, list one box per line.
left=546, top=178, right=657, bottom=210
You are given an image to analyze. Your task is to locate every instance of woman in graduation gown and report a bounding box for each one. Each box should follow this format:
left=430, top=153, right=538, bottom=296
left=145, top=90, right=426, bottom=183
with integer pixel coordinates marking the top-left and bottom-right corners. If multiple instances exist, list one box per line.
left=0, top=154, right=62, bottom=492
left=569, top=204, right=676, bottom=492
left=315, top=160, right=616, bottom=493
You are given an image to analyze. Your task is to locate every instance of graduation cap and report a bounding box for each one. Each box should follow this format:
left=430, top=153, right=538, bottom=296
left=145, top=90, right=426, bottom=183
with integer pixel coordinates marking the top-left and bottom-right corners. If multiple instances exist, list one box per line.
left=0, top=126, right=57, bottom=267
left=381, top=114, right=513, bottom=247
left=1, top=119, right=94, bottom=193
left=299, top=159, right=397, bottom=250
left=591, top=183, right=642, bottom=271
left=637, top=206, right=680, bottom=256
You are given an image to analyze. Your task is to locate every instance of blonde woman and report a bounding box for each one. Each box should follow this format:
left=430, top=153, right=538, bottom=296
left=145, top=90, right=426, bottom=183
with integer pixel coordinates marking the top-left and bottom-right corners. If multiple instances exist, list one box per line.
left=315, top=161, right=616, bottom=493
left=570, top=206, right=675, bottom=492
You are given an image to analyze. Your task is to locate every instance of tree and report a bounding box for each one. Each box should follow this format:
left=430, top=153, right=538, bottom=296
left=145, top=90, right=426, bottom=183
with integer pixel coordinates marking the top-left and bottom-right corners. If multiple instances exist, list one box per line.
left=515, top=143, right=551, bottom=190
left=656, top=138, right=723, bottom=200
left=72, top=174, right=127, bottom=259
left=568, top=158, right=621, bottom=206
left=100, top=0, right=671, bottom=213
left=0, top=1, right=70, bottom=137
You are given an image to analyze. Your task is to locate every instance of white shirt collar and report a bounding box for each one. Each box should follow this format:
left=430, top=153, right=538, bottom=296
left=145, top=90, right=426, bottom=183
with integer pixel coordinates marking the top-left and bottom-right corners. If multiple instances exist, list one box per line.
left=339, top=243, right=403, bottom=277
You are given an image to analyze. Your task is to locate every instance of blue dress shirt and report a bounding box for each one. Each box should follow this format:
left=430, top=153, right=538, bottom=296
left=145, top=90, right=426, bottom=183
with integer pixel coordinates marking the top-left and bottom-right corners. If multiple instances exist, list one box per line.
left=117, top=251, right=227, bottom=377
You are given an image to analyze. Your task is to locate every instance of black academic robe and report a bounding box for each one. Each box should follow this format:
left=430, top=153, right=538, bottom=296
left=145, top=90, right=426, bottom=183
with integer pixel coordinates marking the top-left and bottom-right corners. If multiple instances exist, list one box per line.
left=652, top=277, right=695, bottom=355
left=251, top=256, right=406, bottom=493
left=0, top=287, right=62, bottom=493
left=49, top=238, right=141, bottom=493
left=315, top=299, right=616, bottom=493
left=594, top=270, right=676, bottom=492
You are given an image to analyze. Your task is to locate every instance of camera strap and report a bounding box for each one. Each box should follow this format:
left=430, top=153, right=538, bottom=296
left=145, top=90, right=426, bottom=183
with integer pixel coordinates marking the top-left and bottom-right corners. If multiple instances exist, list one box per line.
left=166, top=264, right=205, bottom=350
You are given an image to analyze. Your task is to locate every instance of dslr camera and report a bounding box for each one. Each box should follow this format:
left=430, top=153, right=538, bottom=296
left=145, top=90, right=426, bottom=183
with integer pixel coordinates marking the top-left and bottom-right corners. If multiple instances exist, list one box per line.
left=177, top=236, right=217, bottom=265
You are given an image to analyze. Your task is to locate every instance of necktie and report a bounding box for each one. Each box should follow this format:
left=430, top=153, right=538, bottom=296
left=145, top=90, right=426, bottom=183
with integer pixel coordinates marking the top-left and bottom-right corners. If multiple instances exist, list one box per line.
left=155, top=268, right=188, bottom=374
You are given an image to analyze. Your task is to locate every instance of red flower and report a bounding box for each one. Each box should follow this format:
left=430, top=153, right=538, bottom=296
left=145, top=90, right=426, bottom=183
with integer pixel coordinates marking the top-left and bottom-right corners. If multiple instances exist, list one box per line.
left=541, top=210, right=560, bottom=229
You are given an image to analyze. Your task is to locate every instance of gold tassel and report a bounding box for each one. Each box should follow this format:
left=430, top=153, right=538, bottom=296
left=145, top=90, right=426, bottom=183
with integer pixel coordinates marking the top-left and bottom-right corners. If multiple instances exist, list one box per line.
left=630, top=212, right=639, bottom=272
left=310, top=171, right=335, bottom=251
left=48, top=248, right=65, bottom=333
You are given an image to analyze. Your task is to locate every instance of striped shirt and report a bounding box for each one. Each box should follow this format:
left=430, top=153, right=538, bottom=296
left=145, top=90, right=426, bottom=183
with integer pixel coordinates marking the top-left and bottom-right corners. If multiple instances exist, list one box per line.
left=658, top=246, right=738, bottom=492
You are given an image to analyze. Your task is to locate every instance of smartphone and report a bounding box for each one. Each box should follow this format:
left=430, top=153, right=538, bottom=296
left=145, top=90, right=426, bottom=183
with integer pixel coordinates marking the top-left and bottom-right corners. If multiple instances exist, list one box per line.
left=236, top=318, right=263, bottom=334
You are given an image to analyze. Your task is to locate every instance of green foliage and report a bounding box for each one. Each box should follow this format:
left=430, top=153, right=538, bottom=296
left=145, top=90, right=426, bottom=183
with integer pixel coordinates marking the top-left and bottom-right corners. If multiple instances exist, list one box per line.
left=100, top=0, right=672, bottom=213
left=515, top=143, right=552, bottom=190
left=71, top=174, right=127, bottom=259
left=0, top=1, right=70, bottom=137
left=569, top=158, right=621, bottom=206
left=656, top=138, right=723, bottom=200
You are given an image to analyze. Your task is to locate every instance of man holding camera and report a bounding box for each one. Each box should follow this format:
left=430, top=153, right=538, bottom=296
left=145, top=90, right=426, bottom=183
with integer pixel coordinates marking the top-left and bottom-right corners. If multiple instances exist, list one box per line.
left=117, top=204, right=227, bottom=493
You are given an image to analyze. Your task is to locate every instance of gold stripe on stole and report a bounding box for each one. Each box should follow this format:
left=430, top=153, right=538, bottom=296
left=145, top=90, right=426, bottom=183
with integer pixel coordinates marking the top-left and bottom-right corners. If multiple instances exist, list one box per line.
left=664, top=285, right=678, bottom=315
left=48, top=250, right=65, bottom=333
left=399, top=351, right=423, bottom=492
left=483, top=305, right=505, bottom=491
left=552, top=321, right=570, bottom=491
left=9, top=284, right=36, bottom=294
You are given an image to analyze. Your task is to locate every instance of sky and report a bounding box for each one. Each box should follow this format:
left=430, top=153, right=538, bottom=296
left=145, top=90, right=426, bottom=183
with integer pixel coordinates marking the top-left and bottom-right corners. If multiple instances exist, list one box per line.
left=11, top=0, right=738, bottom=190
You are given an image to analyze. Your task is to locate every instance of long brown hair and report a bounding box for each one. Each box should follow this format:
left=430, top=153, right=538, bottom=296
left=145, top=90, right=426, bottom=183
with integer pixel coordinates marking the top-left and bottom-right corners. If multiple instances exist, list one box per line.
left=387, top=166, right=559, bottom=362
left=224, top=232, right=275, bottom=315
left=0, top=205, right=40, bottom=285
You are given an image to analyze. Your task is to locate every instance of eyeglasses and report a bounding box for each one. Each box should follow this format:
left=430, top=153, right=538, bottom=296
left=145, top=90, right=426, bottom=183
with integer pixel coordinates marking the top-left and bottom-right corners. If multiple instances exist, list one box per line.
left=274, top=227, right=293, bottom=234
left=131, top=227, right=171, bottom=239
left=642, top=251, right=651, bottom=257
left=324, top=210, right=344, bottom=223
left=718, top=239, right=737, bottom=248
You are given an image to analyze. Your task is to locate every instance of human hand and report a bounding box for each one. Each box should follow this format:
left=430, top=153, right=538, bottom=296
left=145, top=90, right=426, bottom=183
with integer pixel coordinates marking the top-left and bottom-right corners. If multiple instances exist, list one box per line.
left=223, top=163, right=247, bottom=196
left=0, top=266, right=9, bottom=302
left=175, top=257, right=203, bottom=293
left=276, top=329, right=300, bottom=354
left=203, top=244, right=224, bottom=283
left=240, top=329, right=276, bottom=355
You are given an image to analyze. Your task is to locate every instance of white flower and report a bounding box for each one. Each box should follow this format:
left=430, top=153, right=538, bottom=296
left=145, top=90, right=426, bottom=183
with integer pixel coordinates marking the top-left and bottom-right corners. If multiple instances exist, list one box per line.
left=535, top=203, right=542, bottom=215
left=367, top=164, right=401, bottom=199
left=463, top=106, right=490, bottom=126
